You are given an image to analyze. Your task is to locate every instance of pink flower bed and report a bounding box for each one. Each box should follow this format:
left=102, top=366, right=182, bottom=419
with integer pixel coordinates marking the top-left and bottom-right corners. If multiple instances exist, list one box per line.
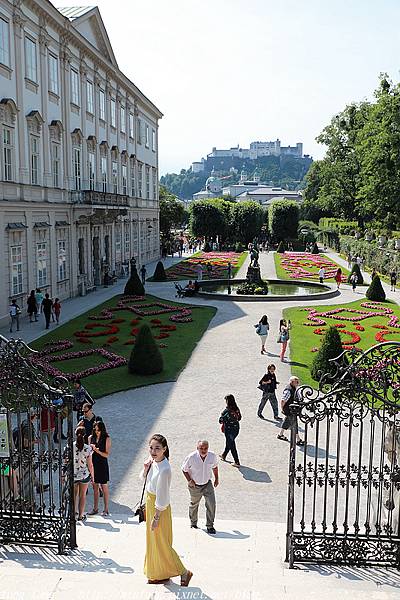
left=280, top=253, right=346, bottom=281
left=165, top=252, right=242, bottom=280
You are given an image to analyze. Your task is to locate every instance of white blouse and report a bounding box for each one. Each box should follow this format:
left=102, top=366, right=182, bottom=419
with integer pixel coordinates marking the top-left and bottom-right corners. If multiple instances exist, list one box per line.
left=144, top=458, right=171, bottom=511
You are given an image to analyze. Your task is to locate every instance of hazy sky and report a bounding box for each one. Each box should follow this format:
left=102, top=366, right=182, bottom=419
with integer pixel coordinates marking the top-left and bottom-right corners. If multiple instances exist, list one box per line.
left=56, top=0, right=400, bottom=174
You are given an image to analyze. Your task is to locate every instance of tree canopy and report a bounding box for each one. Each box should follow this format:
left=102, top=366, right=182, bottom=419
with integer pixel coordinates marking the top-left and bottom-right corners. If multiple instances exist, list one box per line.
left=159, top=185, right=186, bottom=237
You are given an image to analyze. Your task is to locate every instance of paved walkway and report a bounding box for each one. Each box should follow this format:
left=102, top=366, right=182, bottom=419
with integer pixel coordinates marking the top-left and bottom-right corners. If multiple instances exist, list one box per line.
left=2, top=249, right=399, bottom=599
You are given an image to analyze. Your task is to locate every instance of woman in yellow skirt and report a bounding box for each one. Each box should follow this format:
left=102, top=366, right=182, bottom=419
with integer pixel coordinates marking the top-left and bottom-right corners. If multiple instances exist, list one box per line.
left=142, top=434, right=193, bottom=586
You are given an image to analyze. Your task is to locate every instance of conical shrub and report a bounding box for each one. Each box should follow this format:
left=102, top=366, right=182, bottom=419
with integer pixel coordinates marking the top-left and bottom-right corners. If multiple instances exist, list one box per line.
left=311, top=326, right=344, bottom=382
left=153, top=261, right=167, bottom=281
left=311, top=242, right=319, bottom=254
left=128, top=324, right=164, bottom=375
left=277, top=241, right=285, bottom=253
left=124, top=268, right=145, bottom=295
left=347, top=263, right=364, bottom=285
left=366, top=275, right=386, bottom=301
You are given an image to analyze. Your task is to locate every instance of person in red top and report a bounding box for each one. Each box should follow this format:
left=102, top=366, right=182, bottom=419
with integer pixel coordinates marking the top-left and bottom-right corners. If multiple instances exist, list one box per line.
left=40, top=408, right=56, bottom=449
left=53, top=298, right=61, bottom=324
left=334, top=268, right=342, bottom=290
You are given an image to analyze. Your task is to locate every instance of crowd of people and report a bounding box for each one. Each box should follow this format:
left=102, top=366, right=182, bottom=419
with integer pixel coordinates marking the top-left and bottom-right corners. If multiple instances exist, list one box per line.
left=9, top=288, right=62, bottom=333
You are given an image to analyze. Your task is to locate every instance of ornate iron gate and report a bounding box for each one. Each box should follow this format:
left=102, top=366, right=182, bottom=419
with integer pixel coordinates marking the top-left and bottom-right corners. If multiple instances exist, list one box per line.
left=0, top=336, right=76, bottom=554
left=286, top=342, right=400, bottom=567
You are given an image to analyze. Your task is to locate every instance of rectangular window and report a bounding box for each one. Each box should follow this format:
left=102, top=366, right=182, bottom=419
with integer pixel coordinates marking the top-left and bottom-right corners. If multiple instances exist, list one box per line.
left=152, top=168, right=157, bottom=200
left=31, top=136, right=39, bottom=184
left=11, top=245, right=22, bottom=295
left=57, top=240, right=67, bottom=281
left=101, top=156, right=107, bottom=192
left=137, top=118, right=142, bottom=144
left=129, top=113, right=134, bottom=138
left=152, top=129, right=156, bottom=151
left=0, top=17, right=10, bottom=67
left=110, top=98, right=116, bottom=128
left=48, top=53, right=59, bottom=94
left=70, top=69, right=80, bottom=105
left=130, top=160, right=135, bottom=196
left=88, top=151, right=95, bottom=190
left=36, top=242, right=47, bottom=287
left=51, top=142, right=60, bottom=187
left=99, top=88, right=105, bottom=120
left=25, top=36, right=37, bottom=82
left=120, top=105, right=126, bottom=133
left=124, top=229, right=130, bottom=255
left=146, top=165, right=150, bottom=199
left=73, top=147, right=81, bottom=190
left=112, top=160, right=118, bottom=193
left=86, top=80, right=94, bottom=113
left=115, top=229, right=121, bottom=256
left=138, top=162, right=143, bottom=197
left=122, top=164, right=127, bottom=195
left=3, top=127, right=13, bottom=181
left=145, top=124, right=149, bottom=147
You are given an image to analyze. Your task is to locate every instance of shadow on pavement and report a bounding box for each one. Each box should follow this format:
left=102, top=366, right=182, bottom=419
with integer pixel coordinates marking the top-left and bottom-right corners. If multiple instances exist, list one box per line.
left=238, top=465, right=272, bottom=483
left=302, top=563, right=400, bottom=589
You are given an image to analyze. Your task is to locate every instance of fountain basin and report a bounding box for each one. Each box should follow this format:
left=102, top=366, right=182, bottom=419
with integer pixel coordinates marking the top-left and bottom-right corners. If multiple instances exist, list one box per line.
left=197, top=278, right=339, bottom=301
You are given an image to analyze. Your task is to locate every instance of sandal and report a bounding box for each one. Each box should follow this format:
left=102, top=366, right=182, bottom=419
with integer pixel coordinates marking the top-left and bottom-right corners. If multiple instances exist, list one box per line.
left=102, top=510, right=110, bottom=516
left=77, top=514, right=87, bottom=521
left=296, top=439, right=305, bottom=446
left=148, top=579, right=170, bottom=584
left=88, top=509, right=98, bottom=515
left=181, top=570, right=193, bottom=587
left=277, top=434, right=288, bottom=441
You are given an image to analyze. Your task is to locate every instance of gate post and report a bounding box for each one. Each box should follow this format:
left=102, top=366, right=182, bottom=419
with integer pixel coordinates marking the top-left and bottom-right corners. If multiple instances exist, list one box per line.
left=67, top=395, right=77, bottom=549
left=285, top=404, right=298, bottom=567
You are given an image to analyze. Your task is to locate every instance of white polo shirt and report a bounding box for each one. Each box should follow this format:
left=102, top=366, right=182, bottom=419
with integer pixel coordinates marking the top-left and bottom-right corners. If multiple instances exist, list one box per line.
left=181, top=450, right=218, bottom=485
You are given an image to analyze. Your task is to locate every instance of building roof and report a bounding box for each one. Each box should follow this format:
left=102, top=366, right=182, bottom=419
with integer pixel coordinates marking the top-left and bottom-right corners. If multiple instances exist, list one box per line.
left=237, top=187, right=301, bottom=197
left=57, top=6, right=95, bottom=20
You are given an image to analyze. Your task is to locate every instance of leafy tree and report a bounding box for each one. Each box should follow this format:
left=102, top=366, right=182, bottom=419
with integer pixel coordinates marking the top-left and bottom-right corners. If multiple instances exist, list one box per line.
left=128, top=324, right=163, bottom=375
left=159, top=185, right=185, bottom=237
left=152, top=261, right=167, bottom=281
left=311, top=327, right=344, bottom=382
left=231, top=201, right=265, bottom=244
left=268, top=200, right=299, bottom=241
left=366, top=275, right=386, bottom=301
left=189, top=199, right=232, bottom=241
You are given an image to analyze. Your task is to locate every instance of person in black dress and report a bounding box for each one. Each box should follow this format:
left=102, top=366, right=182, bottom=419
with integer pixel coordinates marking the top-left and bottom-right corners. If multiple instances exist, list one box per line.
left=88, top=420, right=111, bottom=516
left=27, top=290, right=38, bottom=322
left=41, top=293, right=53, bottom=329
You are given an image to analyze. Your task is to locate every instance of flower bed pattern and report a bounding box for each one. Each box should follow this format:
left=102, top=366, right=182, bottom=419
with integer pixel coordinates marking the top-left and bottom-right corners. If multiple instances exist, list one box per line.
left=278, top=253, right=347, bottom=281
left=164, top=252, right=244, bottom=280
left=302, top=301, right=400, bottom=351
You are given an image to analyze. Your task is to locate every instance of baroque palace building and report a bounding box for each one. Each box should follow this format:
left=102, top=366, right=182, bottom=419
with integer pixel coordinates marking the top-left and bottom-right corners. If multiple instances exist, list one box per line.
left=0, top=0, right=162, bottom=323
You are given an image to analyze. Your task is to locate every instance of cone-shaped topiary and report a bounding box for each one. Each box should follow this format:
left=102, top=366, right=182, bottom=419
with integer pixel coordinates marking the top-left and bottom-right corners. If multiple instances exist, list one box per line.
left=203, top=241, right=211, bottom=252
left=311, top=242, right=319, bottom=254
left=277, top=241, right=285, bottom=253
left=124, top=263, right=145, bottom=295
left=347, top=263, right=364, bottom=285
left=311, top=326, right=344, bottom=382
left=128, top=323, right=164, bottom=375
left=153, top=261, right=167, bottom=282
left=366, top=274, right=386, bottom=301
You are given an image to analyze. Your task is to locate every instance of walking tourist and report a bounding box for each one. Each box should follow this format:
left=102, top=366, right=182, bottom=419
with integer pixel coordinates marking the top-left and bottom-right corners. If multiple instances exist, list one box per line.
left=254, top=315, right=269, bottom=355
left=197, top=262, right=203, bottom=281
left=350, top=272, right=358, bottom=293
left=140, top=264, right=147, bottom=285
left=277, top=376, right=304, bottom=446
left=334, top=268, right=342, bottom=290
left=27, top=290, right=38, bottom=322
left=41, top=293, right=53, bottom=329
left=142, top=434, right=193, bottom=586
left=9, top=299, right=21, bottom=333
left=318, top=267, right=325, bottom=284
left=278, top=319, right=291, bottom=362
left=390, top=270, right=397, bottom=292
left=181, top=440, right=219, bottom=534
left=73, top=426, right=94, bottom=521
left=53, top=298, right=61, bottom=323
left=89, top=420, right=111, bottom=516
left=257, top=364, right=281, bottom=421
left=73, top=380, right=95, bottom=420
left=35, top=288, right=44, bottom=314
left=219, top=394, right=242, bottom=467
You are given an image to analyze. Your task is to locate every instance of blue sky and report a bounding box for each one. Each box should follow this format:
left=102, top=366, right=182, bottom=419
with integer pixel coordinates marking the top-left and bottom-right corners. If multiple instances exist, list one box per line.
left=56, top=0, right=400, bottom=174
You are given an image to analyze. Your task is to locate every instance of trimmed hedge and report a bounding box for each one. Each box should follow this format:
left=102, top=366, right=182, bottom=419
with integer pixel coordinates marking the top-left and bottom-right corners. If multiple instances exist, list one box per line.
left=311, top=242, right=319, bottom=254
left=348, top=263, right=364, bottom=285
left=153, top=261, right=167, bottom=281
left=128, top=324, right=164, bottom=375
left=277, top=241, right=285, bottom=253
left=366, top=275, right=386, bottom=302
left=311, top=326, right=344, bottom=382
left=339, top=236, right=399, bottom=278
left=124, top=266, right=145, bottom=295
left=268, top=199, right=299, bottom=242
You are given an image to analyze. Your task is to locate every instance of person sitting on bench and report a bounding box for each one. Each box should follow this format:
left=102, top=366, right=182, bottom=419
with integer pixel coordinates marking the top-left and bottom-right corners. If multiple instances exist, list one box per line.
left=184, top=280, right=196, bottom=297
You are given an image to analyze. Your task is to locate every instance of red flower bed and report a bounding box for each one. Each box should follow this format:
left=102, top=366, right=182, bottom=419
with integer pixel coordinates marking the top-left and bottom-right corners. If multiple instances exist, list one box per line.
left=32, top=348, right=127, bottom=381
left=279, top=252, right=347, bottom=281
left=165, top=251, right=243, bottom=280
left=107, top=336, right=119, bottom=343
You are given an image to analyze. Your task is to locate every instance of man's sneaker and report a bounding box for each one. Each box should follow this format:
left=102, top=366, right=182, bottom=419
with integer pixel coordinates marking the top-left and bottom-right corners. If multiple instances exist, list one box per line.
left=207, top=527, right=216, bottom=534
left=190, top=523, right=198, bottom=529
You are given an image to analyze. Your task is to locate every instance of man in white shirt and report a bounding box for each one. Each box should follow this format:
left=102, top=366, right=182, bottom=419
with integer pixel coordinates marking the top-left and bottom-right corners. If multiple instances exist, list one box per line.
left=182, top=440, right=219, bottom=534
left=318, top=267, right=325, bottom=284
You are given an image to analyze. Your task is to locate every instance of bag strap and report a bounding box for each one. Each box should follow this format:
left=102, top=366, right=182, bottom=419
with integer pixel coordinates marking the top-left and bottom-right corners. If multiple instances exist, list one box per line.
left=140, top=462, right=151, bottom=505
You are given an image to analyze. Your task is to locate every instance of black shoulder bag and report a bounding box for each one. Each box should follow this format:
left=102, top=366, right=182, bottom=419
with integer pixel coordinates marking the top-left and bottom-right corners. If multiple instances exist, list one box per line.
left=135, top=466, right=150, bottom=523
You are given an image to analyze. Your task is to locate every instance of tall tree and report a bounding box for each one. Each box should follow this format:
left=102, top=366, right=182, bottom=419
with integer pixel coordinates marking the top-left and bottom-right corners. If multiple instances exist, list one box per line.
left=189, top=199, right=232, bottom=240
left=268, top=200, right=299, bottom=241
left=232, top=201, right=265, bottom=244
left=159, top=185, right=185, bottom=237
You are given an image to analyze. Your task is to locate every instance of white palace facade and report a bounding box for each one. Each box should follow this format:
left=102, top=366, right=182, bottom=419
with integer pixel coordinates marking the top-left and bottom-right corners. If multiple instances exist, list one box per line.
left=0, top=0, right=162, bottom=323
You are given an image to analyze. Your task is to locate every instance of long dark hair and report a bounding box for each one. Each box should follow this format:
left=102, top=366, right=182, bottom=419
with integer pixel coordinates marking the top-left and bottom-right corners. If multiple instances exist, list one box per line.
left=150, top=433, right=169, bottom=459
left=93, top=420, right=109, bottom=445
left=260, top=315, right=268, bottom=325
left=225, top=394, right=239, bottom=412
left=279, top=319, right=287, bottom=330
left=75, top=426, right=86, bottom=451
left=267, top=364, right=276, bottom=373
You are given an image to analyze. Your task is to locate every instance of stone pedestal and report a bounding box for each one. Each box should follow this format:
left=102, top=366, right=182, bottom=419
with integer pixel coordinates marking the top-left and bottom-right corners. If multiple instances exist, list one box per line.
left=246, top=266, right=262, bottom=284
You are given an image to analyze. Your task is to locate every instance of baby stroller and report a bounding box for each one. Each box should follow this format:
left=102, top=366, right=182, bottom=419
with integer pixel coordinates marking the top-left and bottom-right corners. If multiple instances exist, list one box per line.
left=174, top=282, right=185, bottom=298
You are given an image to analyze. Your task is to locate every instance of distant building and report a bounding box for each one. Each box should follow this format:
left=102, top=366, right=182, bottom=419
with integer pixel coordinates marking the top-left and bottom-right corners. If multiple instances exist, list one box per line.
left=236, top=187, right=302, bottom=205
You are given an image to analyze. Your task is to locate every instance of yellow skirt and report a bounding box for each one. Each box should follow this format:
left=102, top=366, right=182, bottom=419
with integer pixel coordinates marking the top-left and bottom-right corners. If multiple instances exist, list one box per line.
left=144, top=492, right=186, bottom=581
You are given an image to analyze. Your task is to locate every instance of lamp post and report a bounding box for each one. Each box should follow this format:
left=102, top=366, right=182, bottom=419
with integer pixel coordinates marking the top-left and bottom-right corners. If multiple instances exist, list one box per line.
left=227, top=261, right=232, bottom=295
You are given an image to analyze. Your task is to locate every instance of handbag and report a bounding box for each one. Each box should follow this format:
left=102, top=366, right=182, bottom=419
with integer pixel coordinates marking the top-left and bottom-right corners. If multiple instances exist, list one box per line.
left=135, top=465, right=150, bottom=523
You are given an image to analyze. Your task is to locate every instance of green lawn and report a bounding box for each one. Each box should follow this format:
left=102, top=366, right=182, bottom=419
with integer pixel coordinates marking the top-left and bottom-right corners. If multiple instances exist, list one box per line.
left=274, top=252, right=351, bottom=282
left=283, top=298, right=400, bottom=388
left=31, top=294, right=216, bottom=398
